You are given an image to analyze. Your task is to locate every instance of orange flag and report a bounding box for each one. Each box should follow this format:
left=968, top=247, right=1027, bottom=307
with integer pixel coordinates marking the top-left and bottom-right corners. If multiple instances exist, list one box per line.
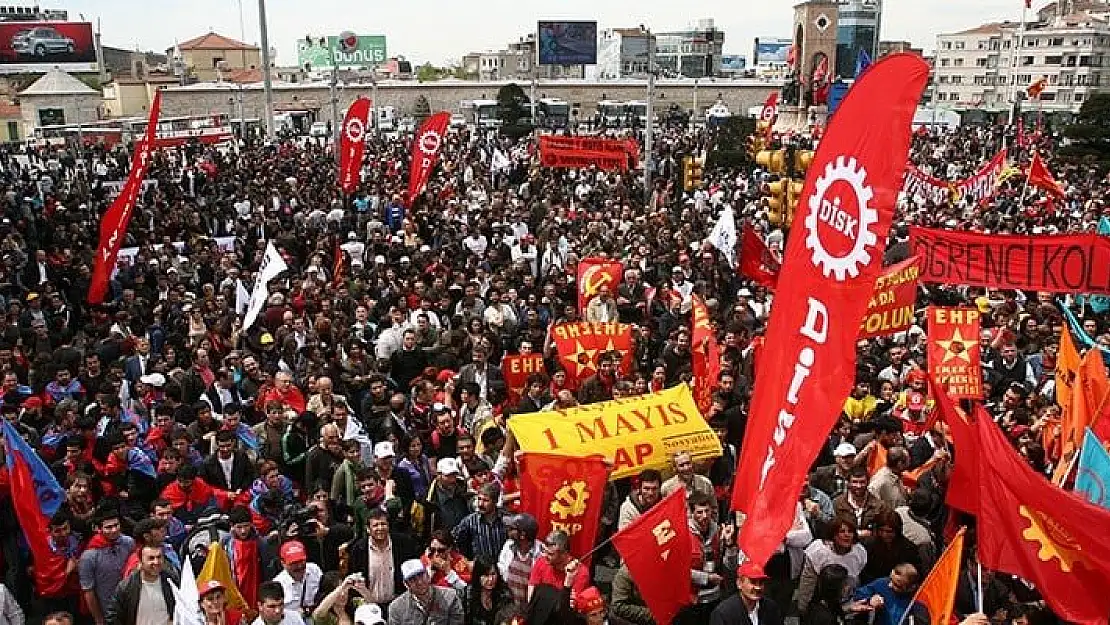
left=911, top=527, right=965, bottom=625
left=1056, top=324, right=1081, bottom=414
left=691, top=296, right=721, bottom=415
left=1062, top=349, right=1110, bottom=459
left=867, top=442, right=888, bottom=477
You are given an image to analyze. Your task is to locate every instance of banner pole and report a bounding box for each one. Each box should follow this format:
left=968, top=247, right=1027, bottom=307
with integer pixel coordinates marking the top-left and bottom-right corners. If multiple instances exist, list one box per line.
left=976, top=560, right=985, bottom=613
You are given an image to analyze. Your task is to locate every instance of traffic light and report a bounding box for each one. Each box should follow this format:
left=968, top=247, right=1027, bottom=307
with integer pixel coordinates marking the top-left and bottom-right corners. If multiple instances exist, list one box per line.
left=786, top=180, right=806, bottom=227
left=756, top=149, right=786, bottom=174
left=793, top=150, right=815, bottom=176
left=683, top=156, right=694, bottom=191
left=689, top=155, right=704, bottom=190
left=764, top=179, right=788, bottom=224
left=746, top=134, right=765, bottom=160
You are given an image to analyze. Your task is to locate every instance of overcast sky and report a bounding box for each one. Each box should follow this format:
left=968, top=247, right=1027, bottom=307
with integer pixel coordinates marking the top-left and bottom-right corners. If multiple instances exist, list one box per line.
left=65, top=0, right=1028, bottom=65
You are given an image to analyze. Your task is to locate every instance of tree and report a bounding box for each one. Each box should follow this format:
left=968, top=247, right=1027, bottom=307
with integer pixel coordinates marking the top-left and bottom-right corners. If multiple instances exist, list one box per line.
left=413, top=96, right=431, bottom=126
left=1061, top=93, right=1110, bottom=164
left=496, top=82, right=532, bottom=140
left=415, top=63, right=442, bottom=83
left=707, top=116, right=757, bottom=169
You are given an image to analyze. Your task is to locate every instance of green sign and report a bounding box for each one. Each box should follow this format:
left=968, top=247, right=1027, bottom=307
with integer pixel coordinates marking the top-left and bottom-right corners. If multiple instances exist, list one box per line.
left=296, top=35, right=387, bottom=70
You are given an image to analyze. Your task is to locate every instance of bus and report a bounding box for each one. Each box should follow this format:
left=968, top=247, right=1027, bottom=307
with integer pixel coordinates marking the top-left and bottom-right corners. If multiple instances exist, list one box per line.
left=127, top=114, right=235, bottom=147
left=537, top=98, right=571, bottom=129
left=32, top=121, right=125, bottom=149
left=624, top=101, right=649, bottom=127
left=597, top=100, right=625, bottom=128
left=463, top=99, right=502, bottom=129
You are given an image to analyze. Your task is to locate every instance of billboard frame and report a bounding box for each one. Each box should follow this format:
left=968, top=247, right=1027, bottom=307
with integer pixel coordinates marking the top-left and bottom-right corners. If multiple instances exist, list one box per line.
left=296, top=34, right=387, bottom=71
left=0, top=21, right=97, bottom=74
left=537, top=20, right=597, bottom=66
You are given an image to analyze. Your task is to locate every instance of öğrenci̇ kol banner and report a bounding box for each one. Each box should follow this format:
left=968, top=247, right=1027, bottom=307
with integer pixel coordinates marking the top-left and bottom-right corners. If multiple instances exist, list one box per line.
left=909, top=226, right=1110, bottom=295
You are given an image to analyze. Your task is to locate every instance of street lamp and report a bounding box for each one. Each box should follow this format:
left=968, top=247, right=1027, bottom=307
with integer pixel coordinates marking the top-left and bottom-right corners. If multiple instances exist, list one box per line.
left=257, top=0, right=276, bottom=140
left=640, top=24, right=656, bottom=206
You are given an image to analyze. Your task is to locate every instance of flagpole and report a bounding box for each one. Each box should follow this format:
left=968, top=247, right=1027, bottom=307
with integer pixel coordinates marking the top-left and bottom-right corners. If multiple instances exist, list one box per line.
left=976, top=560, right=985, bottom=613
left=1009, top=2, right=1028, bottom=126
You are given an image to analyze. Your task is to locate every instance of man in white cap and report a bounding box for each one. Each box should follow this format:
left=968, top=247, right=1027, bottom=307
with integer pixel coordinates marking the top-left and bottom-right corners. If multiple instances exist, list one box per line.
left=426, top=458, right=471, bottom=533
left=810, top=442, right=858, bottom=499
left=386, top=560, right=463, bottom=625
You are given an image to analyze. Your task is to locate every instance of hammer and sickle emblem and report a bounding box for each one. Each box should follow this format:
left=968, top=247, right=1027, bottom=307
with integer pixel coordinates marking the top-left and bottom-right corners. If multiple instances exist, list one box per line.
left=582, top=266, right=614, bottom=298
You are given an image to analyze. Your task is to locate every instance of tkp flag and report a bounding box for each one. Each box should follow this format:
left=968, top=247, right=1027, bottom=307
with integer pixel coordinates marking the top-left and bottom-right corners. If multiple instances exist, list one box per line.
left=338, top=97, right=372, bottom=194
left=732, top=53, right=929, bottom=569
left=518, top=453, right=609, bottom=559
left=89, top=89, right=162, bottom=304
left=577, top=257, right=623, bottom=312
left=406, top=111, right=451, bottom=206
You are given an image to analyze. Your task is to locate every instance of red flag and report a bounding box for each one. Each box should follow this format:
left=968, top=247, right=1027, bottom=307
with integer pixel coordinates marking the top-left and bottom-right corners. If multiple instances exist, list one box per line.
left=927, top=307, right=983, bottom=399
left=739, top=223, right=780, bottom=288
left=551, top=322, right=634, bottom=387
left=1017, top=117, right=1027, bottom=148
left=1028, top=152, right=1065, bottom=197
left=759, top=91, right=779, bottom=125
left=332, top=239, right=347, bottom=286
left=577, top=257, right=623, bottom=312
left=406, top=111, right=451, bottom=206
left=88, top=90, right=162, bottom=304
left=338, top=97, right=371, bottom=194
left=976, top=415, right=1110, bottom=625
left=731, top=53, right=929, bottom=569
left=691, top=296, right=721, bottom=415
left=786, top=45, right=796, bottom=68
left=858, top=255, right=921, bottom=339
left=928, top=373, right=979, bottom=514
left=502, top=354, right=545, bottom=406
left=518, top=453, right=609, bottom=558
left=1027, top=76, right=1048, bottom=99
left=813, top=55, right=830, bottom=84
left=611, top=489, right=694, bottom=625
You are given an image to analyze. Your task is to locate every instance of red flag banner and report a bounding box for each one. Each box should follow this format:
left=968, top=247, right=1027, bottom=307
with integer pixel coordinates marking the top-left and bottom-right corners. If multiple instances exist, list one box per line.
left=927, top=307, right=983, bottom=399
left=611, top=489, right=694, bottom=625
left=902, top=149, right=1005, bottom=206
left=539, top=147, right=629, bottom=171
left=976, top=416, right=1110, bottom=625
left=89, top=89, right=162, bottom=304
left=406, top=111, right=451, bottom=206
left=332, top=239, right=347, bottom=287
left=858, top=255, right=921, bottom=339
left=551, top=322, right=633, bottom=387
left=539, top=135, right=638, bottom=160
left=739, top=223, right=780, bottom=288
left=502, top=354, right=545, bottom=406
left=1029, top=152, right=1065, bottom=198
left=518, top=453, right=609, bottom=558
left=759, top=91, right=779, bottom=125
left=731, top=53, right=930, bottom=569
left=928, top=373, right=979, bottom=515
left=577, top=257, right=623, bottom=311
left=909, top=226, right=1110, bottom=294
left=338, top=97, right=372, bottom=194
left=691, top=296, right=721, bottom=415
left=901, top=167, right=953, bottom=206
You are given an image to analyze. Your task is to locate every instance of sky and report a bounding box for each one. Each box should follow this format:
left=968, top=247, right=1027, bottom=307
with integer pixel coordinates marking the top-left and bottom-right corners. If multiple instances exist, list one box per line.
left=61, top=0, right=1030, bottom=66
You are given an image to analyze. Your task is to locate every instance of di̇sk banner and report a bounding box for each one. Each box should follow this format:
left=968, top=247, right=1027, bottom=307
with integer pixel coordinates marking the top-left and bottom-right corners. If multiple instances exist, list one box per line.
left=508, top=385, right=722, bottom=480
left=338, top=98, right=372, bottom=194
left=405, top=111, right=450, bottom=206
left=910, top=226, right=1110, bottom=295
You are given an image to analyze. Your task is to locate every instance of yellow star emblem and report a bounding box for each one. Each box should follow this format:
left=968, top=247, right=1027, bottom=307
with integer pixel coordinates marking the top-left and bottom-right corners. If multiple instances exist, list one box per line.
left=936, top=328, right=972, bottom=363
left=562, top=340, right=598, bottom=378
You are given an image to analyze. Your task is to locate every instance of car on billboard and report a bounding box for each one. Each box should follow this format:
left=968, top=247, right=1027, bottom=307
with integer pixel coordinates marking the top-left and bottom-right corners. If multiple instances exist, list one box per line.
left=12, top=26, right=75, bottom=57
left=0, top=21, right=96, bottom=70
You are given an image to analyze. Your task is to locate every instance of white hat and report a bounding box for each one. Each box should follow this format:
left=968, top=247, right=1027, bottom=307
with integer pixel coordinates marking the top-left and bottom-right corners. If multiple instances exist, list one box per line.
left=436, top=457, right=461, bottom=475
left=348, top=231, right=358, bottom=240
left=738, top=287, right=752, bottom=297
left=833, top=443, right=858, bottom=457
left=139, top=373, right=166, bottom=388
left=400, top=256, right=411, bottom=263
left=374, top=255, right=386, bottom=264
left=373, top=441, right=395, bottom=459
left=401, top=559, right=427, bottom=581
left=354, top=604, right=386, bottom=625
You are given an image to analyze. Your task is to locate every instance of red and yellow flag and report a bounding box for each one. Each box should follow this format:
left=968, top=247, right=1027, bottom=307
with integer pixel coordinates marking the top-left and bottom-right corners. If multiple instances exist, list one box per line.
left=502, top=354, right=545, bottom=406
left=691, top=296, right=721, bottom=415
left=912, top=527, right=965, bottom=625
left=518, top=453, right=609, bottom=559
left=577, top=258, right=623, bottom=312
left=551, top=322, right=633, bottom=387
left=927, top=307, right=983, bottom=399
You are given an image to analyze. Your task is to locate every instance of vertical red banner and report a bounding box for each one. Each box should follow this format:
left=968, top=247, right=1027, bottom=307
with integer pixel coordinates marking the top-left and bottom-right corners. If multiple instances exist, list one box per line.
left=691, top=296, right=720, bottom=415
left=577, top=257, right=623, bottom=311
left=927, top=307, right=983, bottom=399
left=732, top=54, right=930, bottom=569
left=502, top=354, right=545, bottom=407
left=88, top=89, right=162, bottom=304
left=518, top=453, right=609, bottom=558
left=406, top=111, right=451, bottom=206
left=338, top=97, right=371, bottom=194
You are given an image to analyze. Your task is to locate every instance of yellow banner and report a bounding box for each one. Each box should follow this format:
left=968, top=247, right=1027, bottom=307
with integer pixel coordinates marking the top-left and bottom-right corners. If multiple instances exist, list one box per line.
left=508, top=385, right=722, bottom=479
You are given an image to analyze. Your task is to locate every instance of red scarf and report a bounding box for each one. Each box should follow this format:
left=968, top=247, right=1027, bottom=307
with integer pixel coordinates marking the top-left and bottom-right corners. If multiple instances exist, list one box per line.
left=86, top=533, right=115, bottom=551
left=230, top=537, right=260, bottom=608
left=161, top=479, right=215, bottom=511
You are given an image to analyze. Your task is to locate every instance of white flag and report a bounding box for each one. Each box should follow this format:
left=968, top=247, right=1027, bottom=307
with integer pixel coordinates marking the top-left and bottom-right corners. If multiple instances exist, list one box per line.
left=235, top=279, right=250, bottom=316
left=492, top=148, right=511, bottom=172
left=242, top=241, right=288, bottom=332
left=172, top=552, right=204, bottom=625
left=706, top=205, right=738, bottom=268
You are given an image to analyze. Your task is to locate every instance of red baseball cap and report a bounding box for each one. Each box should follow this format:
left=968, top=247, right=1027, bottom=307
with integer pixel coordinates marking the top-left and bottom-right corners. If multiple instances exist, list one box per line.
left=907, top=392, right=926, bottom=412
left=198, top=580, right=225, bottom=597
left=280, top=540, right=307, bottom=564
left=738, top=561, right=769, bottom=580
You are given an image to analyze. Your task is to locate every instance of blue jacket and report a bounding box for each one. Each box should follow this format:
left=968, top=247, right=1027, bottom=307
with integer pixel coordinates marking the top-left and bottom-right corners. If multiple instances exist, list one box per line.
left=852, top=578, right=923, bottom=625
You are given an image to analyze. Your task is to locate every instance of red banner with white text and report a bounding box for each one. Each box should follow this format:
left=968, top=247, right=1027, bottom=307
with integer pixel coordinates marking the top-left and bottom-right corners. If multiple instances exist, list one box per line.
left=338, top=97, right=371, bottom=194
left=551, top=322, right=633, bottom=387
left=909, top=226, right=1110, bottom=294
left=88, top=90, right=162, bottom=304
left=732, top=53, right=929, bottom=569
left=406, top=111, right=450, bottom=206
left=927, top=307, right=983, bottom=399
left=858, top=255, right=921, bottom=339
left=540, top=147, right=629, bottom=171
left=502, top=354, right=545, bottom=406
left=539, top=135, right=639, bottom=162
left=902, top=149, right=1006, bottom=206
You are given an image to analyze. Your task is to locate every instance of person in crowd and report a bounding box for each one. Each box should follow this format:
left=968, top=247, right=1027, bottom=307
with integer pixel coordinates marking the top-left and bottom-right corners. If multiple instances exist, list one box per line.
left=199, top=579, right=243, bottom=625
left=79, top=507, right=136, bottom=625
left=462, top=556, right=515, bottom=625
left=272, top=541, right=323, bottom=618
left=387, top=560, right=464, bottom=625
left=852, top=563, right=924, bottom=625
left=710, top=562, right=784, bottom=625
left=618, top=469, right=662, bottom=530
left=104, top=545, right=177, bottom=625
left=254, top=581, right=306, bottom=625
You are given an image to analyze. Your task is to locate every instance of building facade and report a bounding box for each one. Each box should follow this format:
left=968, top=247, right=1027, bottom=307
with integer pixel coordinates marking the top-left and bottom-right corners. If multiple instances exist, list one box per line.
left=835, top=0, right=882, bottom=78
left=597, top=28, right=653, bottom=79
left=169, top=32, right=261, bottom=82
left=933, top=1, right=1110, bottom=113
left=655, top=19, right=725, bottom=78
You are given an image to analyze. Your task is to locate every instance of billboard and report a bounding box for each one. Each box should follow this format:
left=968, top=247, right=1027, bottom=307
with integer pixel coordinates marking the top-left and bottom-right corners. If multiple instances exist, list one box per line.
left=296, top=34, right=387, bottom=70
left=721, top=55, right=746, bottom=71
left=754, top=38, right=792, bottom=65
left=0, top=21, right=97, bottom=73
left=537, top=21, right=597, bottom=65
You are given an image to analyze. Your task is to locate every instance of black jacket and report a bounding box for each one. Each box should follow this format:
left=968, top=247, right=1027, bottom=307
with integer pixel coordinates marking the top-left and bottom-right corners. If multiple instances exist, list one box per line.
left=347, top=531, right=421, bottom=599
left=105, top=571, right=177, bottom=625
left=200, top=450, right=256, bottom=491
left=710, top=595, right=784, bottom=625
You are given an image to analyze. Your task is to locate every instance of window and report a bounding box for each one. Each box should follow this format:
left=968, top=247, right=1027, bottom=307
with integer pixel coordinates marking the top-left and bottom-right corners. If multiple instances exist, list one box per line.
left=954, top=58, right=964, bottom=66
left=955, top=41, right=965, bottom=50
left=1076, top=92, right=1085, bottom=102
left=976, top=58, right=988, bottom=67
left=1021, top=55, right=1034, bottom=66
left=950, top=92, right=960, bottom=100
left=936, top=92, right=947, bottom=101
left=1040, top=91, right=1056, bottom=100
left=1045, top=55, right=1062, bottom=65
left=940, top=58, right=951, bottom=67
left=1080, top=56, right=1092, bottom=66
left=212, top=57, right=224, bottom=68
left=951, top=75, right=963, bottom=84
left=974, top=75, right=987, bottom=85
left=938, top=75, right=949, bottom=83
left=942, top=41, right=952, bottom=50
left=1050, top=37, right=1064, bottom=46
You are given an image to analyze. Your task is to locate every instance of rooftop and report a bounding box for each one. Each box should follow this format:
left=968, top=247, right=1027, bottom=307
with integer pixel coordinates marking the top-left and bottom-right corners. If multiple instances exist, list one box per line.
left=19, top=68, right=98, bottom=96
left=176, top=31, right=257, bottom=52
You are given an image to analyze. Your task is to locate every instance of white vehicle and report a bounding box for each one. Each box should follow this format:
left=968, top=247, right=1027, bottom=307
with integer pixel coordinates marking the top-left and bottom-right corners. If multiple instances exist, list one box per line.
left=597, top=100, right=625, bottom=128
left=309, top=121, right=329, bottom=138
left=463, top=99, right=502, bottom=129
left=448, top=113, right=467, bottom=131
left=398, top=117, right=416, bottom=133
left=375, top=106, right=397, bottom=132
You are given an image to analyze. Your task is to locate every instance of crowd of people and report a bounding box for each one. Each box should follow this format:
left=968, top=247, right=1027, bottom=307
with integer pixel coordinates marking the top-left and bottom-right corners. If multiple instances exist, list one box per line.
left=0, top=100, right=1093, bottom=625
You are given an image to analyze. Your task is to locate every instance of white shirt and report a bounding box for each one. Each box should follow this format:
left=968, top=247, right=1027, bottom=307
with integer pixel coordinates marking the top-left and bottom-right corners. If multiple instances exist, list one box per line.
left=136, top=577, right=171, bottom=625
left=274, top=563, right=323, bottom=612
left=251, top=610, right=306, bottom=625
left=218, top=455, right=235, bottom=488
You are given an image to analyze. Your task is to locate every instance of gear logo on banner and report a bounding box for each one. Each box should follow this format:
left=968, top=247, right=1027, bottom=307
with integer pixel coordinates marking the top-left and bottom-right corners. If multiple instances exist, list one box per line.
left=804, top=156, right=878, bottom=281
left=345, top=117, right=365, bottom=143
left=419, top=129, right=442, bottom=156
left=1020, top=506, right=1084, bottom=573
